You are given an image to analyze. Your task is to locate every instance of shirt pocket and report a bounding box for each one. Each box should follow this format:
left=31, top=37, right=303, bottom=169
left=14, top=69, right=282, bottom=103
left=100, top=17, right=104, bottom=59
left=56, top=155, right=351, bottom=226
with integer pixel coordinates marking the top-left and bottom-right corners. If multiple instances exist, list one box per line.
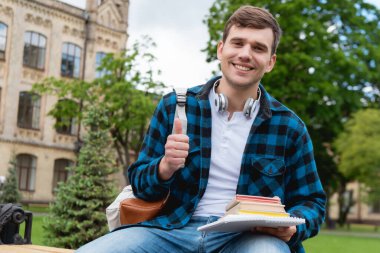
left=251, top=157, right=286, bottom=177
left=242, top=156, right=286, bottom=197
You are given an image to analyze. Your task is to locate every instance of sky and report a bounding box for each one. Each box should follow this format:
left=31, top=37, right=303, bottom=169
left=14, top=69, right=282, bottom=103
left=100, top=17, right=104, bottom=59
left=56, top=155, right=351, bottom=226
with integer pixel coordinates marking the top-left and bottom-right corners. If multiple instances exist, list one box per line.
left=61, top=0, right=380, bottom=90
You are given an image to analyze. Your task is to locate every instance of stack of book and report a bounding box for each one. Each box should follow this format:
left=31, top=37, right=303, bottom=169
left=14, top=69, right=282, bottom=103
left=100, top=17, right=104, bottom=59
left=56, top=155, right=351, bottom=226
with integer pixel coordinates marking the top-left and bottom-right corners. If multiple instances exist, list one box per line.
left=198, top=194, right=305, bottom=232
left=225, top=195, right=289, bottom=217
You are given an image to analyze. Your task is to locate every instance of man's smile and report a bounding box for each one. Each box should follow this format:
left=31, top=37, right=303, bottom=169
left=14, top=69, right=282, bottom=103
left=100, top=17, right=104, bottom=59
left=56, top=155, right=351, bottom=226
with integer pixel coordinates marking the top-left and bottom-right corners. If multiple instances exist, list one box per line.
left=232, top=63, right=254, bottom=71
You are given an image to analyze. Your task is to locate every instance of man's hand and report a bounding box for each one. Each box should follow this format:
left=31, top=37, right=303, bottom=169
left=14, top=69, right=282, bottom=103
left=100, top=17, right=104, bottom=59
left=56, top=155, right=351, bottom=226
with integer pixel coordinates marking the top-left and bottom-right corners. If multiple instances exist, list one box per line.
left=158, top=118, right=189, bottom=180
left=253, top=226, right=296, bottom=242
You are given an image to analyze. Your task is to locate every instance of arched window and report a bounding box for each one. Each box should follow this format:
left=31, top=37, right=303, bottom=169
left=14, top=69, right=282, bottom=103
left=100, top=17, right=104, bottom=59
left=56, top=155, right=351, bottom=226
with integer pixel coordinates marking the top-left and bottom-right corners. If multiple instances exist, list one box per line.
left=16, top=154, right=37, bottom=191
left=61, top=42, right=81, bottom=78
left=17, top=91, right=41, bottom=129
left=52, top=158, right=73, bottom=191
left=55, top=99, right=78, bottom=135
left=0, top=22, right=7, bottom=60
left=23, top=31, right=47, bottom=69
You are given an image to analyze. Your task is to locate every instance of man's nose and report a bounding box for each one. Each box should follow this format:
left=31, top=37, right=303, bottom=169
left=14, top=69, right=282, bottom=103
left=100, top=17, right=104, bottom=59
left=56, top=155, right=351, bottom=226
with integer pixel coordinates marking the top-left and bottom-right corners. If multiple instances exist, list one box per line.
left=238, top=45, right=251, bottom=61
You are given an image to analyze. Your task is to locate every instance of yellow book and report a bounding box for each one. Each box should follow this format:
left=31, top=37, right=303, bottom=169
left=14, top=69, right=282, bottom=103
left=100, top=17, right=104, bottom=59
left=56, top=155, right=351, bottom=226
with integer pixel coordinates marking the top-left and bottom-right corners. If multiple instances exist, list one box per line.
left=227, top=202, right=286, bottom=213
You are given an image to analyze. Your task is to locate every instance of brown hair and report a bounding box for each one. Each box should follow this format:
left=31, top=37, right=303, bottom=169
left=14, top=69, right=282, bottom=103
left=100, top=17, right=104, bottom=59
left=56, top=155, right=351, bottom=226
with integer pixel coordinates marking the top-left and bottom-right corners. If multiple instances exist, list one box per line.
left=223, top=6, right=282, bottom=55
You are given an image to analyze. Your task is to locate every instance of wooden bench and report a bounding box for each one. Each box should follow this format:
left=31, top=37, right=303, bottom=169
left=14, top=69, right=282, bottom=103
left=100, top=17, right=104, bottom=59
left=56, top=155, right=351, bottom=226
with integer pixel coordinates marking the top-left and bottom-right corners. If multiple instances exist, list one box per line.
left=0, top=245, right=74, bottom=253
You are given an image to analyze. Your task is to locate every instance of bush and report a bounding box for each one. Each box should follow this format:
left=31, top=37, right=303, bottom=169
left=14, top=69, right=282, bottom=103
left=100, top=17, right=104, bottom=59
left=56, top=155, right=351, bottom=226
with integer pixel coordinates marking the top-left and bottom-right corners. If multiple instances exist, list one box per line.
left=43, top=108, right=118, bottom=249
left=0, top=156, right=22, bottom=204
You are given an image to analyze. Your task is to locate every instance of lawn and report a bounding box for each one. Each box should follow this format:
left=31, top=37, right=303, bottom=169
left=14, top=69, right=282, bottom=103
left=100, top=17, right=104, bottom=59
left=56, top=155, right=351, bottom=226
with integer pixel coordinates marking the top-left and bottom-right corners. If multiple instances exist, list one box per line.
left=304, top=233, right=380, bottom=253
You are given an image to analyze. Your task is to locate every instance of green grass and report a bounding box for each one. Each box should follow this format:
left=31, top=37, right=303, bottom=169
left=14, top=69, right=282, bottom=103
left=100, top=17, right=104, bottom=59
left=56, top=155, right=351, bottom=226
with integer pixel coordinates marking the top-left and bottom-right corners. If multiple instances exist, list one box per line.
left=19, top=215, right=46, bottom=245
left=23, top=205, right=50, bottom=214
left=304, top=233, right=380, bottom=253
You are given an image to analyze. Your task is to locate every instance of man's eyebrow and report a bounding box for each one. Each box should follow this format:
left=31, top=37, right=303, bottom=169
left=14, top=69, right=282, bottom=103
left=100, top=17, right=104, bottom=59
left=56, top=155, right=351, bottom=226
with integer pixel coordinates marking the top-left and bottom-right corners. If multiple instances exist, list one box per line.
left=229, top=37, right=245, bottom=42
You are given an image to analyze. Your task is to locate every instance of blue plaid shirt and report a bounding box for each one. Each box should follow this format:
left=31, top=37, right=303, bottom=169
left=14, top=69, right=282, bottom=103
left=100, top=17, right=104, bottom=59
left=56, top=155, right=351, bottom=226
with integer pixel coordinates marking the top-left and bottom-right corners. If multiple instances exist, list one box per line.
left=127, top=76, right=326, bottom=253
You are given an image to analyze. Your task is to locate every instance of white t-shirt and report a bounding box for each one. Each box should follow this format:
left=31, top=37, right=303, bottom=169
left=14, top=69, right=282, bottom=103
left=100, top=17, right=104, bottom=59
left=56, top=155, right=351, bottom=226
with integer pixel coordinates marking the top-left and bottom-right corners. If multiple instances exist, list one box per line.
left=193, top=87, right=260, bottom=217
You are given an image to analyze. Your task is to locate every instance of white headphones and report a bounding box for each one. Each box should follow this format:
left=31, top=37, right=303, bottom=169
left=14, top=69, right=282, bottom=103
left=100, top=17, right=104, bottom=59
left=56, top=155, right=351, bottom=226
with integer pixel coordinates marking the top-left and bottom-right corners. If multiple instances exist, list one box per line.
left=213, top=80, right=261, bottom=119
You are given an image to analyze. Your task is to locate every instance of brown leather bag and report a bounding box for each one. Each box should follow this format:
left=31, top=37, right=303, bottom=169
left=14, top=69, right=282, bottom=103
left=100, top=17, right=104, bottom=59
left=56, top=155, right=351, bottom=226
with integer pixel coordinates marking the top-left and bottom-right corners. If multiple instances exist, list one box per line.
left=119, top=193, right=169, bottom=225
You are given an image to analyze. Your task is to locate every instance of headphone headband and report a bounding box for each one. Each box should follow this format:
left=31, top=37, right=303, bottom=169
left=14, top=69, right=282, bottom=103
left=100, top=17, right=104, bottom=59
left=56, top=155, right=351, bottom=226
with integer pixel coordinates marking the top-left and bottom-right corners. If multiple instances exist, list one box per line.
left=213, top=80, right=260, bottom=119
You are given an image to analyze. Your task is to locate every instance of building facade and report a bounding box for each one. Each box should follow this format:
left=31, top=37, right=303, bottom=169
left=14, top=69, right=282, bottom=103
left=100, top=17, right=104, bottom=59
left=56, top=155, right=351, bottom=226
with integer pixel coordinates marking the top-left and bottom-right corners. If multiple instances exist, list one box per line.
left=0, top=0, right=129, bottom=204
left=329, top=182, right=380, bottom=225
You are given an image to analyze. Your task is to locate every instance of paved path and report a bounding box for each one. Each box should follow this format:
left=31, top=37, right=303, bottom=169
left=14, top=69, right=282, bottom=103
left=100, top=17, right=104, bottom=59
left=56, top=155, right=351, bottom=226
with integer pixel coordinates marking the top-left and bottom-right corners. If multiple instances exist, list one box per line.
left=321, top=230, right=380, bottom=238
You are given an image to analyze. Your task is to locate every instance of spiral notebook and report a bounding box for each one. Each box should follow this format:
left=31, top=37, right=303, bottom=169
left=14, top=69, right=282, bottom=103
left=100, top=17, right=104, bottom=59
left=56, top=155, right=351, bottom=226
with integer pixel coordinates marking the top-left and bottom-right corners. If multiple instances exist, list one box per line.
left=197, top=214, right=305, bottom=232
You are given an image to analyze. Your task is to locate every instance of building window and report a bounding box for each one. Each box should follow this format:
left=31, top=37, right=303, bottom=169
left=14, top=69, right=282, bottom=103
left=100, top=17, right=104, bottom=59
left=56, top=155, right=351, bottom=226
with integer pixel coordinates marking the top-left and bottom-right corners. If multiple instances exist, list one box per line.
left=61, top=42, right=81, bottom=78
left=16, top=154, right=37, bottom=191
left=372, top=202, right=380, bottom=213
left=55, top=99, right=78, bottom=135
left=0, top=23, right=7, bottom=60
left=17, top=92, right=41, bottom=130
left=23, top=31, right=46, bottom=69
left=52, top=159, right=73, bottom=191
left=95, top=52, right=107, bottom=78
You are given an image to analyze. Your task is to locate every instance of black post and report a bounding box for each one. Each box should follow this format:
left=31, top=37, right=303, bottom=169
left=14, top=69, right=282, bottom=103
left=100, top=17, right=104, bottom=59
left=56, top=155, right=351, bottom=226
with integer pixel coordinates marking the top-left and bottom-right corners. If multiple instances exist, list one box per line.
left=0, top=203, right=33, bottom=244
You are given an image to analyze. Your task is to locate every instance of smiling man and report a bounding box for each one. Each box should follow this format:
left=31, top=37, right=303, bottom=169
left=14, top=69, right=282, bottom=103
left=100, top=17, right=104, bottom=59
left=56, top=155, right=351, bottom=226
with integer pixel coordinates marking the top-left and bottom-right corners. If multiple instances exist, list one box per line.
left=77, top=6, right=326, bottom=253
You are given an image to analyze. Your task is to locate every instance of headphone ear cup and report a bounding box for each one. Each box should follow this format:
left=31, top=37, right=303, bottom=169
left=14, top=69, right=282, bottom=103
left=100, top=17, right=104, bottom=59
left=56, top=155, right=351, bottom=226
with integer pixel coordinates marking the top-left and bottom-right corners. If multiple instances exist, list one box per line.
left=215, top=95, right=221, bottom=111
left=243, top=98, right=255, bottom=118
left=220, top=93, right=228, bottom=111
left=215, top=93, right=228, bottom=112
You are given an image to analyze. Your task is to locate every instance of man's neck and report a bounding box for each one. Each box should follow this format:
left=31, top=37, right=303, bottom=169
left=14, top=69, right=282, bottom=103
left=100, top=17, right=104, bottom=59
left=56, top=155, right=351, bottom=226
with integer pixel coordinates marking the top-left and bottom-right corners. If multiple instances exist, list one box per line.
left=217, top=78, right=259, bottom=113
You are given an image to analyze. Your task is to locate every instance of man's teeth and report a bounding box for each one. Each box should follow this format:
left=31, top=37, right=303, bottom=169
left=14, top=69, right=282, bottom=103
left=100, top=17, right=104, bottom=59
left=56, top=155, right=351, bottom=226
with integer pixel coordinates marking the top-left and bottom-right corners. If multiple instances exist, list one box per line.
left=234, top=64, right=251, bottom=71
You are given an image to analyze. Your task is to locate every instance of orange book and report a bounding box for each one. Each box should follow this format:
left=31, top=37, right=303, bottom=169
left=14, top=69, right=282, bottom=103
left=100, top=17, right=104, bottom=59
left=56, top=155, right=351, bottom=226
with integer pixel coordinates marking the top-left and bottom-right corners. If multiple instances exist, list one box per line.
left=226, top=195, right=281, bottom=211
left=235, top=195, right=280, bottom=203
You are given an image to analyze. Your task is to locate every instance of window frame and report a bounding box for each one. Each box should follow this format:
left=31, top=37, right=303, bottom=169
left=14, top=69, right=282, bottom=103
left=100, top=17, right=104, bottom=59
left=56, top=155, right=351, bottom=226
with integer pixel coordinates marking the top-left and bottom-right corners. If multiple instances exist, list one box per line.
left=61, top=42, right=82, bottom=78
left=23, top=31, right=47, bottom=70
left=55, top=99, right=78, bottom=136
left=17, top=91, right=41, bottom=130
left=52, top=158, right=73, bottom=192
left=16, top=154, right=37, bottom=192
left=372, top=202, right=380, bottom=213
left=0, top=22, right=7, bottom=60
left=95, top=51, right=107, bottom=78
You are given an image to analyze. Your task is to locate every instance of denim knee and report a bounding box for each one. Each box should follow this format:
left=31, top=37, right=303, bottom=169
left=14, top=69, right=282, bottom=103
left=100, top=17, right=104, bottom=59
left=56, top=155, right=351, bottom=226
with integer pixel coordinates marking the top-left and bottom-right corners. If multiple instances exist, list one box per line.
left=221, top=233, right=290, bottom=253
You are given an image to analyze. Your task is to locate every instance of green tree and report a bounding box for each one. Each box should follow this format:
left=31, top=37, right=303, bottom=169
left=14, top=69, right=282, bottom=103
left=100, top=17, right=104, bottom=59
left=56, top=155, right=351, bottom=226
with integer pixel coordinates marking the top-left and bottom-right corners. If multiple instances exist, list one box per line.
left=204, top=0, right=380, bottom=222
left=335, top=108, right=380, bottom=197
left=43, top=107, right=117, bottom=249
left=33, top=37, right=164, bottom=183
left=0, top=155, right=22, bottom=204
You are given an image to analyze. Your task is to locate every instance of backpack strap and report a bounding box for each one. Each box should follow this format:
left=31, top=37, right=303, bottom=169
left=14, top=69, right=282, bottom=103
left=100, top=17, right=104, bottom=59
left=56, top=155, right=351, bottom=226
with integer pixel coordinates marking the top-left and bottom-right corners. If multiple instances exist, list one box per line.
left=173, top=88, right=187, bottom=135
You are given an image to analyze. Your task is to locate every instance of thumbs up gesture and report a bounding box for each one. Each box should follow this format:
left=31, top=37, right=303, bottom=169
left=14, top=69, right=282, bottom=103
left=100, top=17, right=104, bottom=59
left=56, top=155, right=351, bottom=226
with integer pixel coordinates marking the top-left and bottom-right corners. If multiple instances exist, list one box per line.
left=159, top=118, right=189, bottom=181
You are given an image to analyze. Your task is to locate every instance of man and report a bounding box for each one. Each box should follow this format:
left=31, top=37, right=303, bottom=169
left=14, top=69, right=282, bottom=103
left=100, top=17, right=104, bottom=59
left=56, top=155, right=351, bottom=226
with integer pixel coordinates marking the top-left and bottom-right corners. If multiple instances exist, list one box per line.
left=77, top=5, right=325, bottom=253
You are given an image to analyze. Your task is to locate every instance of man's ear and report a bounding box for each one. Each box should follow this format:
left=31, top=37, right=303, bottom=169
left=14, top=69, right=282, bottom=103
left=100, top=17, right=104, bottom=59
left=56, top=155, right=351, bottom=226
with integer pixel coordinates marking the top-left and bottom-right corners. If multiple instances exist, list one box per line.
left=265, top=54, right=277, bottom=73
left=216, top=41, right=224, bottom=60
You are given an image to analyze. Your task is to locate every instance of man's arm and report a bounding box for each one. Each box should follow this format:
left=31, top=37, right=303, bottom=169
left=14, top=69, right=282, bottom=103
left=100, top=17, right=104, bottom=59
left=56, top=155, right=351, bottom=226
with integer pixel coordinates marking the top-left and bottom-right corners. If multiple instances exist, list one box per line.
left=159, top=118, right=189, bottom=181
left=284, top=126, right=326, bottom=247
left=128, top=94, right=189, bottom=200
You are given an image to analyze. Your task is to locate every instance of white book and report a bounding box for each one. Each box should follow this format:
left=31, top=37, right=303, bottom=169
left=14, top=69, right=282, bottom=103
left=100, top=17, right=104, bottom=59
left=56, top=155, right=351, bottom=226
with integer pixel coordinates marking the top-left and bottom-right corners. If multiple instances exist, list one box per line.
left=197, top=215, right=305, bottom=232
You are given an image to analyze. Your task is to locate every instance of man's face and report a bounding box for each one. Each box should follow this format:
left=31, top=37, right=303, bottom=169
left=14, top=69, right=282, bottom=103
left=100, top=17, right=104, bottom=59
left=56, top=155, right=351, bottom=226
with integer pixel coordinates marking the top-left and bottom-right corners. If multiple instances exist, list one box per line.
left=217, top=25, right=276, bottom=90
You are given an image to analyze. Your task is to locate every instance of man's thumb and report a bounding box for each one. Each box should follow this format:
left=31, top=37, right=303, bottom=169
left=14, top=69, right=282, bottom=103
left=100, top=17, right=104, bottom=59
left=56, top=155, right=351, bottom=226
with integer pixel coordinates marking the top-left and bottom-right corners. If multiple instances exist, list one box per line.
left=174, top=118, right=182, bottom=134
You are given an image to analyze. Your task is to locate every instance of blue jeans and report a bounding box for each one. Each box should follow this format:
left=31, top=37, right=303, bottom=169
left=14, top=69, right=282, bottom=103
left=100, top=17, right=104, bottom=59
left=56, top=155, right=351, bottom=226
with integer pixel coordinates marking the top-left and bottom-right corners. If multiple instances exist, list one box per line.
left=76, top=216, right=290, bottom=253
